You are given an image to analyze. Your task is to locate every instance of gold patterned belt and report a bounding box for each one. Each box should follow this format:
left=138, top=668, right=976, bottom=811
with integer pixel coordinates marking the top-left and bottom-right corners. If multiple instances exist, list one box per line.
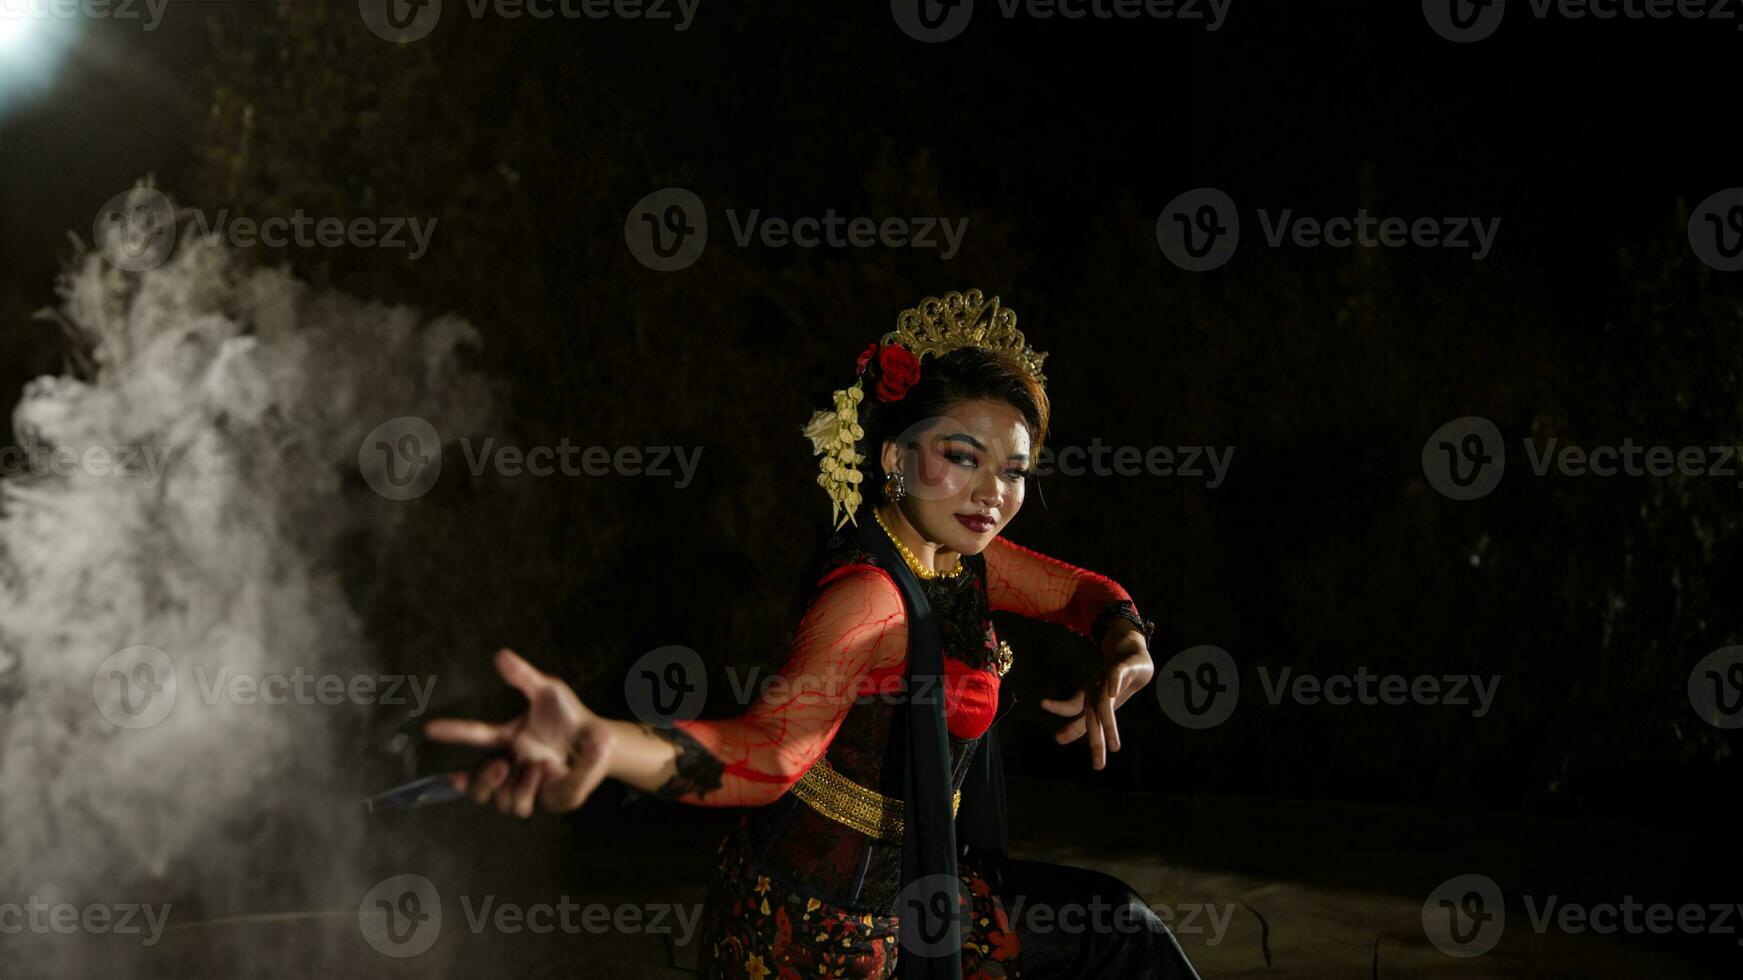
left=790, top=758, right=961, bottom=842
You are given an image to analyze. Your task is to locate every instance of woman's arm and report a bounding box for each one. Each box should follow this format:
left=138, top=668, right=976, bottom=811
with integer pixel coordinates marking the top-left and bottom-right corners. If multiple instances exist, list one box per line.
left=983, top=535, right=1158, bottom=770
left=982, top=535, right=1153, bottom=647
left=428, top=564, right=908, bottom=815
left=614, top=563, right=907, bottom=807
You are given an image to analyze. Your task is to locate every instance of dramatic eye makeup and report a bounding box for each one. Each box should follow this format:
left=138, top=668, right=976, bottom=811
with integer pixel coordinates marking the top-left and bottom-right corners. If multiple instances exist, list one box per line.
left=936, top=433, right=1030, bottom=481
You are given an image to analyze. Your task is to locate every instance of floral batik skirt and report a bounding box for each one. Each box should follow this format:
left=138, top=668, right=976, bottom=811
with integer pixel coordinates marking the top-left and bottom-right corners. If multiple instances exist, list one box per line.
left=694, top=818, right=1024, bottom=979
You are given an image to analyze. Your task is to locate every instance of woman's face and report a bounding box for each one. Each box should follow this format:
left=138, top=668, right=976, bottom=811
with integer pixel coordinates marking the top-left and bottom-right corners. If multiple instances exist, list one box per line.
left=881, top=397, right=1034, bottom=556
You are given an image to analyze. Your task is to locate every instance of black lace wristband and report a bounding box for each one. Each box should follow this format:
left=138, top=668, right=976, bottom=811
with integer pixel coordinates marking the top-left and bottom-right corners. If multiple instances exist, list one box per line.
left=1091, top=600, right=1156, bottom=649
left=641, top=723, right=726, bottom=801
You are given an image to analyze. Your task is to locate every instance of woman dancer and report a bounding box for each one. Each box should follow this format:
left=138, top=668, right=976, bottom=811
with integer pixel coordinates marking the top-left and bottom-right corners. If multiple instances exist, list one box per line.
left=427, top=290, right=1201, bottom=978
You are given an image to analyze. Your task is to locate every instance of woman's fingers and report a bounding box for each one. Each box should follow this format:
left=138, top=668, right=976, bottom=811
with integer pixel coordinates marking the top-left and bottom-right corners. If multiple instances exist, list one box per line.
left=1098, top=689, right=1121, bottom=754
left=469, top=757, right=511, bottom=805
left=537, top=721, right=611, bottom=814
left=557, top=749, right=613, bottom=812
left=511, top=761, right=546, bottom=819
left=424, top=717, right=513, bottom=748
left=542, top=768, right=595, bottom=814
left=539, top=774, right=581, bottom=813
left=1053, top=715, right=1086, bottom=744
left=512, top=729, right=571, bottom=770
left=494, top=648, right=548, bottom=701
left=427, top=649, right=558, bottom=748
left=1039, top=692, right=1084, bottom=716
left=1047, top=680, right=1125, bottom=764
left=1042, top=692, right=1087, bottom=743
left=430, top=648, right=584, bottom=818
left=1084, top=701, right=1106, bottom=769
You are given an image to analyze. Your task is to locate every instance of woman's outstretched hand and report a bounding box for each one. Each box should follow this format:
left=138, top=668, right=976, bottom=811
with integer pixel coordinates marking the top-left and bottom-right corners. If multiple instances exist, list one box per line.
left=423, top=648, right=617, bottom=817
left=1039, top=626, right=1155, bottom=771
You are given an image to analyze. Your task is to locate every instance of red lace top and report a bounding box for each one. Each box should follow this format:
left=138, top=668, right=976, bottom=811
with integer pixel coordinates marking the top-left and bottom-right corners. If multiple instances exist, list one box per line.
left=666, top=533, right=1145, bottom=808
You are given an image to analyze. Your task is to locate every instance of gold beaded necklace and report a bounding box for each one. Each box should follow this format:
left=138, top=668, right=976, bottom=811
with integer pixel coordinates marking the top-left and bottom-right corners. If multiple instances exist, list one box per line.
left=873, top=505, right=966, bottom=581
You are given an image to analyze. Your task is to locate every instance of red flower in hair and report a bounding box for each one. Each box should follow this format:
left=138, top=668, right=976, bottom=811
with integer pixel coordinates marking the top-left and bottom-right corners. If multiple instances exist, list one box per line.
left=871, top=344, right=921, bottom=402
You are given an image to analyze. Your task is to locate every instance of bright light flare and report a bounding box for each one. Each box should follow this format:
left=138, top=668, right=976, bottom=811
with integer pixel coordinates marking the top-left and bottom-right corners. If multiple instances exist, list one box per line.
left=0, top=10, right=34, bottom=55
left=0, top=0, right=78, bottom=119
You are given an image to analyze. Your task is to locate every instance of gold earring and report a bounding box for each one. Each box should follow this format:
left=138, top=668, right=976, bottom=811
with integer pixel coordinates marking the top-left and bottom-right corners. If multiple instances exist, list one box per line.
left=883, top=470, right=905, bottom=502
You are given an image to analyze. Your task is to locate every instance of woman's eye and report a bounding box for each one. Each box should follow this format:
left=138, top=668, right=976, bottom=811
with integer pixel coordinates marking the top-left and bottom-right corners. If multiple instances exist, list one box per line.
left=1002, top=469, right=1031, bottom=483
left=944, top=450, right=977, bottom=467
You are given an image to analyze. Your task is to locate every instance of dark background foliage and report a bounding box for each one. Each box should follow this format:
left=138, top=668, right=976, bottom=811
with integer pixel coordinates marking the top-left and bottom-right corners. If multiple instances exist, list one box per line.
left=2, top=0, right=1738, bottom=857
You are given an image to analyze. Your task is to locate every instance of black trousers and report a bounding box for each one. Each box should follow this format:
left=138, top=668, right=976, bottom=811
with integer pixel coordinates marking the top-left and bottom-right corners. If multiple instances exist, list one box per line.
left=990, top=856, right=1203, bottom=979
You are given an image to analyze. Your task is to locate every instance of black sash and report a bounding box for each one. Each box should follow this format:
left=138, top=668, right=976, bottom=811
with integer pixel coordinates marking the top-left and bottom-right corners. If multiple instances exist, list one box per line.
left=855, top=513, right=1011, bottom=979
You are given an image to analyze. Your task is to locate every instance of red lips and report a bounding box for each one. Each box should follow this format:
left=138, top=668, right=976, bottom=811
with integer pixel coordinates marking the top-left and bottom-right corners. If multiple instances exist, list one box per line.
left=954, top=513, right=994, bottom=533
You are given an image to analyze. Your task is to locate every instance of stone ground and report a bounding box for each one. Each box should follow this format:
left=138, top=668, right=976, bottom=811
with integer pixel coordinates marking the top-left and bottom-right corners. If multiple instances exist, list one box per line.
left=18, top=779, right=1734, bottom=978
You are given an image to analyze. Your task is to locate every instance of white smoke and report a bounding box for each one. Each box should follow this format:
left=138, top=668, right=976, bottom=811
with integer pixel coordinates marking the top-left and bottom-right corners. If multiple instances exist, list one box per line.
left=0, top=191, right=493, bottom=970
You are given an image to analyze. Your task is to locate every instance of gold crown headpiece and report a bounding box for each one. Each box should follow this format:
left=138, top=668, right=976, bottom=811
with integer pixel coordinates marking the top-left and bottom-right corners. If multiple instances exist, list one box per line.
left=801, top=289, right=1048, bottom=531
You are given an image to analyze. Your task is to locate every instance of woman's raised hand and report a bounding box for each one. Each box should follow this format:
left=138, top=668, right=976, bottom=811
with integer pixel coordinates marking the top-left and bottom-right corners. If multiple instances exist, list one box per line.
left=423, top=648, right=618, bottom=817
left=1039, top=626, right=1155, bottom=771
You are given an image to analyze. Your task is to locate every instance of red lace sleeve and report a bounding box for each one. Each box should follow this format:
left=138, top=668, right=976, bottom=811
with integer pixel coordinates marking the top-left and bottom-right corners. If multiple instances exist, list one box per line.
left=659, top=563, right=907, bottom=807
left=982, top=535, right=1143, bottom=643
